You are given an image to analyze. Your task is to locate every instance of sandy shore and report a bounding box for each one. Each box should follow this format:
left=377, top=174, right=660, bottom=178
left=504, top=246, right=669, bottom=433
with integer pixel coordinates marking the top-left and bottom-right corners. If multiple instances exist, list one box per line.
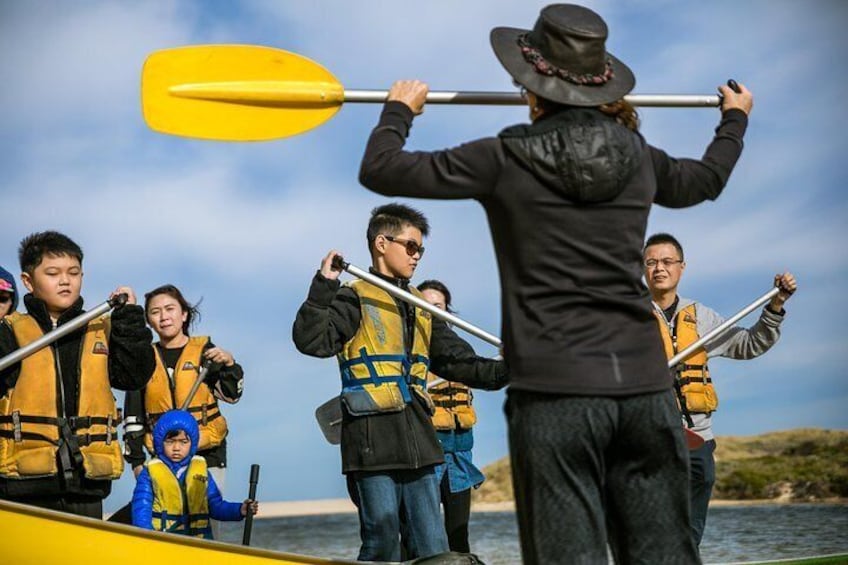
left=254, top=498, right=847, bottom=519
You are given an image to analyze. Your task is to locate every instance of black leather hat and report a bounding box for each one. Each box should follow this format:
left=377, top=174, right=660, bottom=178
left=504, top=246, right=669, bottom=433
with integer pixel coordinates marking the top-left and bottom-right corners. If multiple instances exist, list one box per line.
left=490, top=4, right=635, bottom=106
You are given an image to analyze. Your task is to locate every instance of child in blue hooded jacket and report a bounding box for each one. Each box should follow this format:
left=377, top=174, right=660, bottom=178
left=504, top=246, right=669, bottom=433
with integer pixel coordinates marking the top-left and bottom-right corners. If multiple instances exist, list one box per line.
left=131, top=409, right=258, bottom=538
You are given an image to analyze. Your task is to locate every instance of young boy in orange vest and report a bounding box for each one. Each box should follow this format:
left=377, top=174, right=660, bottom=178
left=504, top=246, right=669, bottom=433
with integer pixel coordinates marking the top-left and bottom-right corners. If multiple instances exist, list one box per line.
left=0, top=230, right=155, bottom=518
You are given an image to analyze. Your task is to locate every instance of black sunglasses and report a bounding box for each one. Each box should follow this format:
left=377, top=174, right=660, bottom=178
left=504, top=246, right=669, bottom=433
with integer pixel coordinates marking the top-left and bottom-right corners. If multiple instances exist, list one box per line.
left=383, top=235, right=425, bottom=258
left=0, top=294, right=12, bottom=304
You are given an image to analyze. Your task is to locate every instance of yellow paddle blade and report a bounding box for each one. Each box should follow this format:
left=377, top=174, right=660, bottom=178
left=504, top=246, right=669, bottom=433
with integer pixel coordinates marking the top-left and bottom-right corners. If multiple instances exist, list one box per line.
left=142, top=45, right=344, bottom=141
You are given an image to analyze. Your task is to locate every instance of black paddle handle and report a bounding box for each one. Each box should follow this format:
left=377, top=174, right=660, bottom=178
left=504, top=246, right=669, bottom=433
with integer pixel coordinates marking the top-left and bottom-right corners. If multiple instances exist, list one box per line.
left=718, top=79, right=742, bottom=108
left=242, top=464, right=260, bottom=546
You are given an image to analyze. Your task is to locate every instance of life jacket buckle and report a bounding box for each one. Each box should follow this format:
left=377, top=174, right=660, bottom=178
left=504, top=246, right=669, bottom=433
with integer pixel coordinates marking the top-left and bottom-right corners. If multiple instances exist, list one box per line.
left=106, top=413, right=113, bottom=445
left=201, top=405, right=208, bottom=426
left=11, top=410, right=22, bottom=443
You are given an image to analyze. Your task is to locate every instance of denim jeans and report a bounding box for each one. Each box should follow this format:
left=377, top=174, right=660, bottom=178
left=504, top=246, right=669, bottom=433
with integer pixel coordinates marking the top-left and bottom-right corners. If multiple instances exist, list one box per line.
left=350, top=467, right=449, bottom=561
left=689, top=439, right=717, bottom=547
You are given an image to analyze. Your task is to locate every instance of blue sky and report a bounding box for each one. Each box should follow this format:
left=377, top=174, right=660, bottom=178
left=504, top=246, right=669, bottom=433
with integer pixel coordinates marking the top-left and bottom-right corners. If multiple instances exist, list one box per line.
left=1, top=1, right=846, bottom=511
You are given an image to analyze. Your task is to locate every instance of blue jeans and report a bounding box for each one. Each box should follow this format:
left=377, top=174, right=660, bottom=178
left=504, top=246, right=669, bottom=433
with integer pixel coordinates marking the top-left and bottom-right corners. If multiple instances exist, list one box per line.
left=350, top=467, right=449, bottom=561
left=689, top=439, right=717, bottom=547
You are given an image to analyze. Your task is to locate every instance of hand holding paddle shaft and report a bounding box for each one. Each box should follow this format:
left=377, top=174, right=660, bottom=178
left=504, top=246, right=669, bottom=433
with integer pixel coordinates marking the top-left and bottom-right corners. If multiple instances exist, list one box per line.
left=0, top=294, right=128, bottom=372
left=142, top=45, right=732, bottom=141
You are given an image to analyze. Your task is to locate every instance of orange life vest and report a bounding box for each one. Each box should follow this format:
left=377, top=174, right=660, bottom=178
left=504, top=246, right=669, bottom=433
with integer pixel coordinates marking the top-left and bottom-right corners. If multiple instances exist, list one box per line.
left=655, top=304, right=719, bottom=415
left=0, top=312, right=122, bottom=479
left=429, top=378, right=476, bottom=431
left=143, top=337, right=228, bottom=453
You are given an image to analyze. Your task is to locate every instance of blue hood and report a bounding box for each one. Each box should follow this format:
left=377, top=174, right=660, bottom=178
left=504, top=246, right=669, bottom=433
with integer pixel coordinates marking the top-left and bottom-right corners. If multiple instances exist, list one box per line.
left=0, top=266, right=18, bottom=312
left=152, top=410, right=199, bottom=472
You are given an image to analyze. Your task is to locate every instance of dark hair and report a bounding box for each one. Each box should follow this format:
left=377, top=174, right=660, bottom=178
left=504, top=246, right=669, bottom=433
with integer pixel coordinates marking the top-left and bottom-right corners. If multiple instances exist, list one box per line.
left=144, top=284, right=201, bottom=335
left=417, top=279, right=455, bottom=313
left=18, top=231, right=83, bottom=275
left=532, top=94, right=639, bottom=132
left=164, top=429, right=188, bottom=440
left=644, top=233, right=685, bottom=261
left=366, top=203, right=430, bottom=251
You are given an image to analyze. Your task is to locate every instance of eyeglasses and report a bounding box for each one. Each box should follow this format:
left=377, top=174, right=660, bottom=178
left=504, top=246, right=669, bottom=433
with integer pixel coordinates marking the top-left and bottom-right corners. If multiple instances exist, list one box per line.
left=383, top=235, right=425, bottom=258
left=0, top=294, right=12, bottom=304
left=644, top=258, right=683, bottom=269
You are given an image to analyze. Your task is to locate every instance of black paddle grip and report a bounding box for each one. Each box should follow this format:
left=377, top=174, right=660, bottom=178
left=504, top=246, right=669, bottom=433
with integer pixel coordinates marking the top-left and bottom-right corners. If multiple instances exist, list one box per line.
left=108, top=293, right=129, bottom=309
left=331, top=254, right=349, bottom=272
left=727, top=79, right=741, bottom=93
left=242, top=464, right=260, bottom=546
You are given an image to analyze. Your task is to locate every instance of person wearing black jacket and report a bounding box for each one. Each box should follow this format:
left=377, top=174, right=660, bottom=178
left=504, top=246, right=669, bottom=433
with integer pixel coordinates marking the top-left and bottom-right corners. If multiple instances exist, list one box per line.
left=0, top=231, right=154, bottom=518
left=357, top=5, right=753, bottom=563
left=293, top=203, right=506, bottom=562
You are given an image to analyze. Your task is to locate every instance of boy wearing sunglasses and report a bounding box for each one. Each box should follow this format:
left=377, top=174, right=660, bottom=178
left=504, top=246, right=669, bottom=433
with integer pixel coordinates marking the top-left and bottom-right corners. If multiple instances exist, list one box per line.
left=292, top=203, right=507, bottom=562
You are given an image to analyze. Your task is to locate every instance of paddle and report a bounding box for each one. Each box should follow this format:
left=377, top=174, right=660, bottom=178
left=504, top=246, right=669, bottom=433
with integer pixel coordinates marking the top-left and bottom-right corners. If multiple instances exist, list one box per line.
left=0, top=294, right=127, bottom=372
left=141, top=44, right=726, bottom=141
left=242, top=464, right=260, bottom=546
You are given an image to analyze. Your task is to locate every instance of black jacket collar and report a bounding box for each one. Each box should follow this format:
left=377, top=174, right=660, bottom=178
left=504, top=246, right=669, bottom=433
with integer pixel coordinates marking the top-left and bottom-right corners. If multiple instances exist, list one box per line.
left=23, top=293, right=85, bottom=333
left=368, top=267, right=410, bottom=290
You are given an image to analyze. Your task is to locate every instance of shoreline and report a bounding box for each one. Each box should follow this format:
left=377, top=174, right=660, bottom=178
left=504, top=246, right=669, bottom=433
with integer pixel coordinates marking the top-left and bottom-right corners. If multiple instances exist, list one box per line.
left=253, top=497, right=848, bottom=519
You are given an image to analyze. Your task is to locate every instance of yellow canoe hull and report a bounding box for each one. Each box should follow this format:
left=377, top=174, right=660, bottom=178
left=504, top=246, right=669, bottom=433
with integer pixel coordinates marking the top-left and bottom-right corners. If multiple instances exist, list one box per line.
left=0, top=499, right=361, bottom=565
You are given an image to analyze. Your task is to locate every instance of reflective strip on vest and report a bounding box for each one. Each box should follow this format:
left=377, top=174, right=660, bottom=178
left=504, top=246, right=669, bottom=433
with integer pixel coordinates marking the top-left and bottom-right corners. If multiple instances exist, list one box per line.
left=148, top=456, right=211, bottom=538
left=337, top=280, right=432, bottom=416
left=143, top=336, right=228, bottom=453
left=0, top=312, right=122, bottom=479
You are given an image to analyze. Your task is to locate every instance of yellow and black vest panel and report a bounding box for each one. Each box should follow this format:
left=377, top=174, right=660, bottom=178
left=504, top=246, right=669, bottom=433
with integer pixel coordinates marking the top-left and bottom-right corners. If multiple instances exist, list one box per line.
left=429, top=378, right=476, bottom=431
left=337, top=280, right=433, bottom=416
left=0, top=312, right=122, bottom=479
left=148, top=456, right=211, bottom=538
left=143, top=336, right=228, bottom=453
left=655, top=304, right=719, bottom=414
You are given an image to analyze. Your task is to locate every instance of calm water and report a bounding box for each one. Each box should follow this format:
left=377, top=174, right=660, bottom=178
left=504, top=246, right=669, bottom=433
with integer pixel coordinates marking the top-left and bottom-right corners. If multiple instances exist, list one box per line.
left=219, top=504, right=848, bottom=564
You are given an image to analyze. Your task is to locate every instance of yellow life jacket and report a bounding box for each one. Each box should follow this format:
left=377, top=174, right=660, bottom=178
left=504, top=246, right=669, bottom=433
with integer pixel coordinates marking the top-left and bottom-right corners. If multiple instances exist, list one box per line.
left=143, top=337, right=228, bottom=453
left=429, top=378, right=476, bottom=431
left=0, top=312, right=122, bottom=480
left=337, top=280, right=433, bottom=416
left=147, top=456, right=211, bottom=538
left=655, top=304, right=719, bottom=415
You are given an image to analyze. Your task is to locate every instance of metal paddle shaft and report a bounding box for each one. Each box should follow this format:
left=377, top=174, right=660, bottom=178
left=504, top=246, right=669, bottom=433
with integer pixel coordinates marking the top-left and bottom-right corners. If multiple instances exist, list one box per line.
left=345, top=89, right=721, bottom=108
left=179, top=360, right=219, bottom=411
left=242, top=464, right=260, bottom=546
left=0, top=294, right=127, bottom=372
left=667, top=287, right=779, bottom=368
left=332, top=256, right=502, bottom=348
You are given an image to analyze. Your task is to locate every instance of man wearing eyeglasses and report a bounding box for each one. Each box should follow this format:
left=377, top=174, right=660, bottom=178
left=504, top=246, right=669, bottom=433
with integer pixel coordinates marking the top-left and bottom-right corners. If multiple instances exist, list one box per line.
left=0, top=266, right=18, bottom=318
left=643, top=232, right=797, bottom=550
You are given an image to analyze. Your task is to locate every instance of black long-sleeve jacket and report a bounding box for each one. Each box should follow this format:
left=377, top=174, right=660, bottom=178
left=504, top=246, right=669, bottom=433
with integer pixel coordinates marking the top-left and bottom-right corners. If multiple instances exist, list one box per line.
left=0, top=294, right=154, bottom=499
left=292, top=270, right=507, bottom=473
left=360, top=102, right=748, bottom=397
